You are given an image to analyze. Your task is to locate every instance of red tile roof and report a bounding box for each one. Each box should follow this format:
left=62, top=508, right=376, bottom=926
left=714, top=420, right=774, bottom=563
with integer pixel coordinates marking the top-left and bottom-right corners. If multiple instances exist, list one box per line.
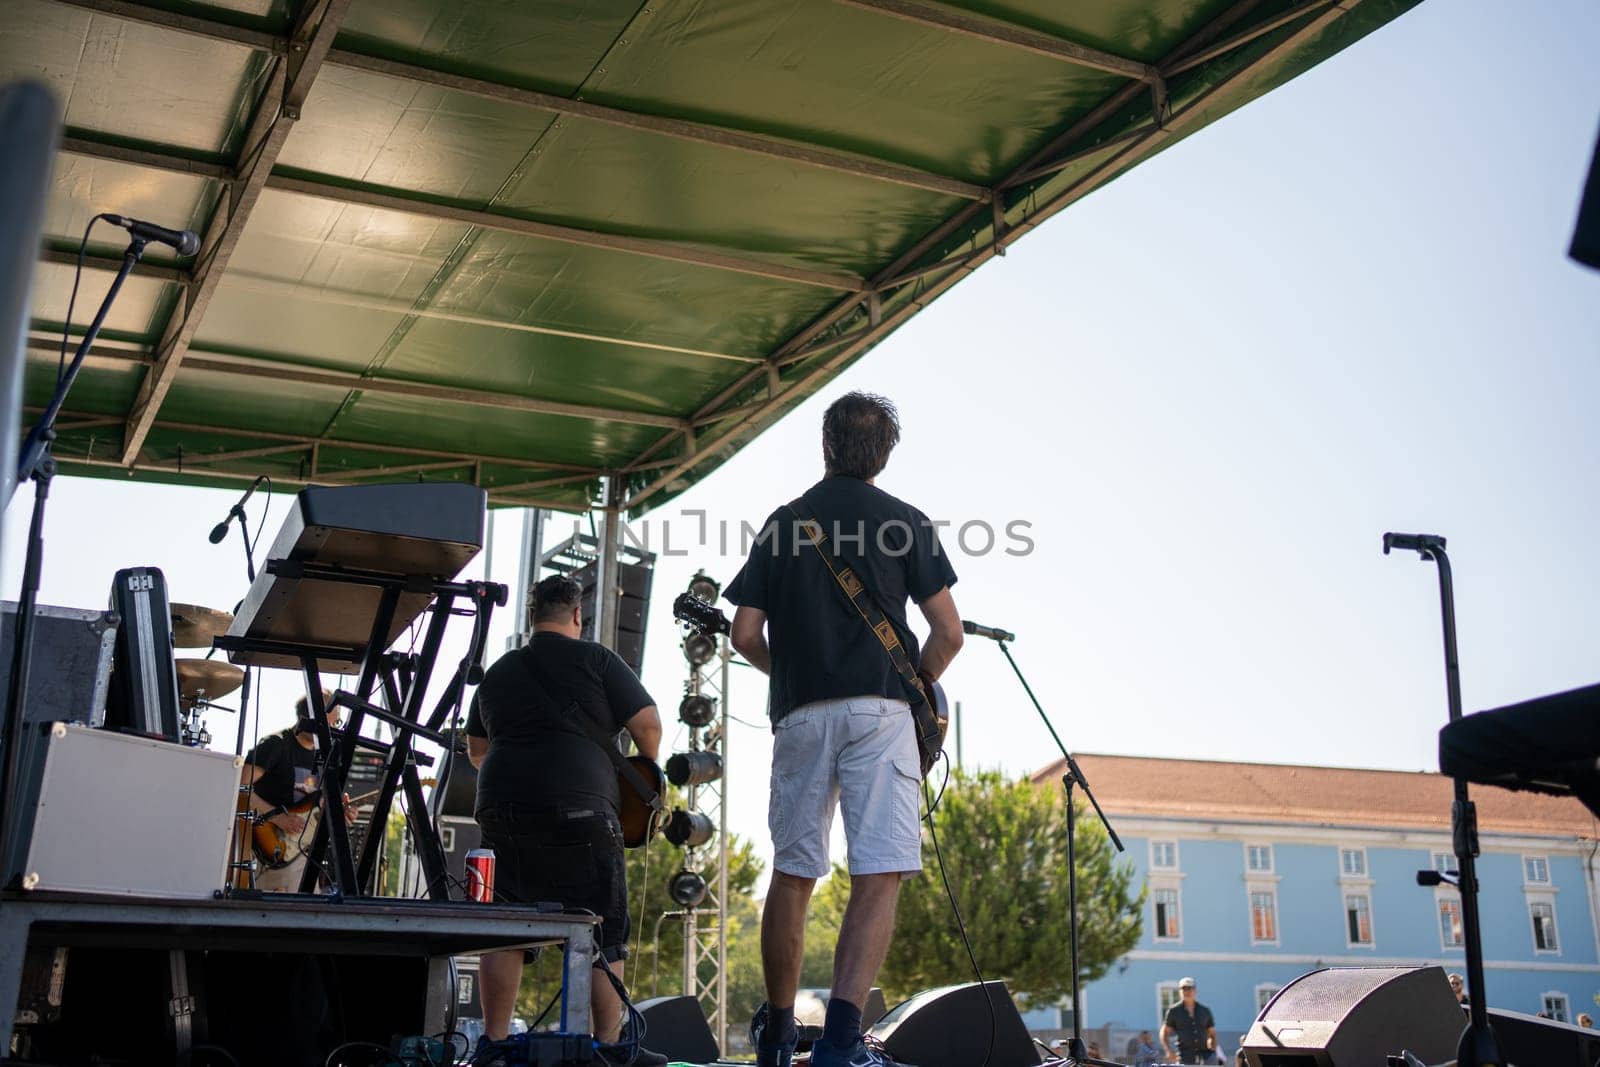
left=1030, top=754, right=1599, bottom=838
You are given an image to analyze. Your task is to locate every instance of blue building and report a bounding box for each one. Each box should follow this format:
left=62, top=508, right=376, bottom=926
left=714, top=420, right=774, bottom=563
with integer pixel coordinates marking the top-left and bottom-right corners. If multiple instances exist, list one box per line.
left=1025, top=754, right=1600, bottom=1057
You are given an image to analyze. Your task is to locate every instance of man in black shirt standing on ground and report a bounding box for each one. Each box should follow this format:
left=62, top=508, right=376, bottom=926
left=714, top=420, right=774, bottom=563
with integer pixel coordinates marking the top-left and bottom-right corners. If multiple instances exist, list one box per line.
left=1161, top=977, right=1218, bottom=1064
left=727, top=392, right=965, bottom=1067
left=465, top=575, right=665, bottom=1065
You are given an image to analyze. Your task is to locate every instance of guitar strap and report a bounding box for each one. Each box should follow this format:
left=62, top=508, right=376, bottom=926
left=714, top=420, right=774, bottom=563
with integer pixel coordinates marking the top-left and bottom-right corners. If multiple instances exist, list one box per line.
left=783, top=497, right=930, bottom=712
left=505, top=653, right=663, bottom=815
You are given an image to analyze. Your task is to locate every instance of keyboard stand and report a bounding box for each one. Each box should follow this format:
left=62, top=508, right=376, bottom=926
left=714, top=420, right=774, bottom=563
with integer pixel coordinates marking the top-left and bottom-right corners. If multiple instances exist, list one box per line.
left=215, top=561, right=506, bottom=899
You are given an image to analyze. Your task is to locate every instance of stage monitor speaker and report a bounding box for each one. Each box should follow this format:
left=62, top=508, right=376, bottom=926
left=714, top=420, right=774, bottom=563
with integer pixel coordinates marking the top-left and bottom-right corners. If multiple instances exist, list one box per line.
left=1487, top=1007, right=1600, bottom=1067
left=0, top=80, right=59, bottom=512
left=633, top=996, right=718, bottom=1064
left=1242, top=966, right=1462, bottom=1066
left=868, top=980, right=1039, bottom=1067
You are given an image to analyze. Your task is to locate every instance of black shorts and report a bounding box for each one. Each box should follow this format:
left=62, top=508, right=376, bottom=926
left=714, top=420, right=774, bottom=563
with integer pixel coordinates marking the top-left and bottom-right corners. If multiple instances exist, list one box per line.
left=476, top=802, right=630, bottom=963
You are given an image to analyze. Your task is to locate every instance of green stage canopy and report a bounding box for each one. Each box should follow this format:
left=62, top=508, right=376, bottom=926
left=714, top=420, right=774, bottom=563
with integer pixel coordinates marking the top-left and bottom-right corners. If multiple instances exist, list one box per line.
left=5, top=0, right=1419, bottom=513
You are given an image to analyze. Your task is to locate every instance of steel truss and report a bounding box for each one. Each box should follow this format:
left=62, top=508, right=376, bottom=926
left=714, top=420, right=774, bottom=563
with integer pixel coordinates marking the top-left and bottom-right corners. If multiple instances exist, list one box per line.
left=677, top=630, right=732, bottom=1051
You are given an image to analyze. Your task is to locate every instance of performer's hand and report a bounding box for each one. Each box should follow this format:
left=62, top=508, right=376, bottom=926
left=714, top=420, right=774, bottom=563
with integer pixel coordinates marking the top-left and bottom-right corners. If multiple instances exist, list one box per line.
left=343, top=794, right=359, bottom=826
left=271, top=811, right=307, bottom=834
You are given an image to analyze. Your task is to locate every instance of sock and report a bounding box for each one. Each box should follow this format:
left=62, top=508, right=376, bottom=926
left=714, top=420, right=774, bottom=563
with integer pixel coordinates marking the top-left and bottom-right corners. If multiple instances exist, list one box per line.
left=822, top=997, right=862, bottom=1050
left=766, top=1004, right=795, bottom=1045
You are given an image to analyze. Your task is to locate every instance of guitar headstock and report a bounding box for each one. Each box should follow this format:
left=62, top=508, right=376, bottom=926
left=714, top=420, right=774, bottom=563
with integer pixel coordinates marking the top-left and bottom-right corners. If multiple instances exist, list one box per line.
left=672, top=591, right=731, bottom=636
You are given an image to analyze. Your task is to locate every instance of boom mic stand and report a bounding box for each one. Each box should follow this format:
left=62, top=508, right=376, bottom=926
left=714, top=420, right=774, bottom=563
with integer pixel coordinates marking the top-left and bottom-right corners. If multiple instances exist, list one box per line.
left=1382, top=533, right=1502, bottom=1067
left=985, top=633, right=1124, bottom=1067
left=0, top=231, right=147, bottom=870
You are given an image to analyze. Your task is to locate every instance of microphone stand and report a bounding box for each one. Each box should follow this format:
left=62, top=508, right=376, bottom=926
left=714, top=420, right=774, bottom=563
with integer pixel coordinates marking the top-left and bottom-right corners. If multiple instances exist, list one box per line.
left=1383, top=533, right=1501, bottom=1067
left=0, top=235, right=147, bottom=868
left=228, top=511, right=260, bottom=758
left=990, top=636, right=1123, bottom=1067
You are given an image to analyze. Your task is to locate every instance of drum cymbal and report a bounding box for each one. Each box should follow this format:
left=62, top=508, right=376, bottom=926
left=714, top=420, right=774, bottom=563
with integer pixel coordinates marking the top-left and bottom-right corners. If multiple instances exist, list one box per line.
left=170, top=603, right=233, bottom=647
left=176, top=658, right=245, bottom=702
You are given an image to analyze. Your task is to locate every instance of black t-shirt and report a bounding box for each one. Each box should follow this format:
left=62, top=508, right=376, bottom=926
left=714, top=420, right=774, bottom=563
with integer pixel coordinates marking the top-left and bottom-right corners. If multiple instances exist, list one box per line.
left=1164, top=1001, right=1215, bottom=1056
left=465, top=632, right=655, bottom=814
left=244, top=727, right=319, bottom=809
left=724, top=475, right=957, bottom=723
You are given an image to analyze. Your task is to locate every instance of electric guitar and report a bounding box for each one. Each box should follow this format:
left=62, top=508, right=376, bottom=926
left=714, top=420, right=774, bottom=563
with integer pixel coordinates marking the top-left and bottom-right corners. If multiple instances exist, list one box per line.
left=670, top=593, right=950, bottom=777
left=241, top=780, right=432, bottom=869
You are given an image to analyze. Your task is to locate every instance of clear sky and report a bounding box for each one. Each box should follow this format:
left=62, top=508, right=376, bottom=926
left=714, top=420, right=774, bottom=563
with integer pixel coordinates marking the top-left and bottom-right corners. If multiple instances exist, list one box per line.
left=6, top=0, right=1598, bottom=885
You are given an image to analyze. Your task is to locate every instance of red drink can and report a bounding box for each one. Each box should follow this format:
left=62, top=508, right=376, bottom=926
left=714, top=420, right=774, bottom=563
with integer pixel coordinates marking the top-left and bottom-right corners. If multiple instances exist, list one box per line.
left=465, top=848, right=495, bottom=902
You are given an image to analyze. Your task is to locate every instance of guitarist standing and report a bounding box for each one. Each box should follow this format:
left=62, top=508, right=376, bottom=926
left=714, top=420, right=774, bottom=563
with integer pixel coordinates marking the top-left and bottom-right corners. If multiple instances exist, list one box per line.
left=464, top=574, right=666, bottom=1066
left=726, top=391, right=964, bottom=1067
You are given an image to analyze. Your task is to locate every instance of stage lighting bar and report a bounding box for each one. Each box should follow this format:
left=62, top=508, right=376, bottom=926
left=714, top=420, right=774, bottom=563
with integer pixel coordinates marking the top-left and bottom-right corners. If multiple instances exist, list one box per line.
left=668, top=869, right=709, bottom=908
left=662, top=809, right=715, bottom=849
left=687, top=571, right=720, bottom=605
left=678, top=693, right=717, bottom=727
left=683, top=632, right=716, bottom=667
left=666, top=750, right=724, bottom=787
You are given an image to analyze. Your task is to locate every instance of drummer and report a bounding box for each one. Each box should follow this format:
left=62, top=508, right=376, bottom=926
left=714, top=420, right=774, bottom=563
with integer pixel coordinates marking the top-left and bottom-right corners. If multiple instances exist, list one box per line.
left=239, top=691, right=353, bottom=891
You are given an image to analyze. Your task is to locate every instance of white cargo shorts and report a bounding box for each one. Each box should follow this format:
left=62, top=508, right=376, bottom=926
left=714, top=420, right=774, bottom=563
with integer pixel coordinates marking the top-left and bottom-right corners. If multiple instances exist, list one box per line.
left=769, top=695, right=923, bottom=879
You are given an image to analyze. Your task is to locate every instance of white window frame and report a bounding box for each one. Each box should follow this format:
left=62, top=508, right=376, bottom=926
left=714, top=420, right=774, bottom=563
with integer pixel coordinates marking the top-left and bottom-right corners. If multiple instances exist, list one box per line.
left=1245, top=843, right=1274, bottom=874
left=1157, top=982, right=1183, bottom=1022
left=1524, top=855, right=1551, bottom=886
left=1254, top=984, right=1281, bottom=1018
left=1248, top=885, right=1280, bottom=946
left=1432, top=850, right=1456, bottom=874
left=1436, top=891, right=1465, bottom=951
left=1541, top=991, right=1570, bottom=1023
left=1152, top=885, right=1184, bottom=943
left=1339, top=846, right=1368, bottom=878
left=1151, top=840, right=1180, bottom=871
left=1529, top=897, right=1561, bottom=955
left=1344, top=889, right=1376, bottom=948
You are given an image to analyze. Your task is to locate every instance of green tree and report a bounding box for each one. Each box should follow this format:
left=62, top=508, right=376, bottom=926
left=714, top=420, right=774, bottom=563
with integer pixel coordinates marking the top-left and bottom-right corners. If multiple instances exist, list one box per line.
left=857, top=768, right=1143, bottom=1008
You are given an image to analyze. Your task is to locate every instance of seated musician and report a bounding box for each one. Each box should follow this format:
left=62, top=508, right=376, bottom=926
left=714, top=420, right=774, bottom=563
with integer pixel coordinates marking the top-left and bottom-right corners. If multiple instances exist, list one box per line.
left=465, top=575, right=666, bottom=1066
left=239, top=692, right=352, bottom=892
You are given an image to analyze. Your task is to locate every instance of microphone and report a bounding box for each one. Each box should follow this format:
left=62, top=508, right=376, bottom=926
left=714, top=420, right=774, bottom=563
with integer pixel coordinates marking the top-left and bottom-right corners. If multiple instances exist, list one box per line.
left=209, top=475, right=267, bottom=544
left=962, top=619, right=1015, bottom=642
left=1382, top=532, right=1447, bottom=556
left=103, top=213, right=200, bottom=256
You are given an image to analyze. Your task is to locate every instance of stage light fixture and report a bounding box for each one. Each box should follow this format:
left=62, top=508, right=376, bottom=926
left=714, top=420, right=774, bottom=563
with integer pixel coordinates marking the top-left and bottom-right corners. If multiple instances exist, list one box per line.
left=687, top=571, right=720, bottom=605
left=668, top=869, right=709, bottom=908
left=662, top=808, right=715, bottom=849
left=683, top=632, right=716, bottom=667
left=666, top=750, right=724, bottom=787
left=678, top=693, right=717, bottom=728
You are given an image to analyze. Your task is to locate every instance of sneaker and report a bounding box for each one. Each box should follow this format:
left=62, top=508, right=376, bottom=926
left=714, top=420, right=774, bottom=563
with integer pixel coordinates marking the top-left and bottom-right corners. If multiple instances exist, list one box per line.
left=596, top=1042, right=668, bottom=1066
left=471, top=1035, right=509, bottom=1066
left=809, top=1034, right=914, bottom=1067
left=751, top=1002, right=800, bottom=1067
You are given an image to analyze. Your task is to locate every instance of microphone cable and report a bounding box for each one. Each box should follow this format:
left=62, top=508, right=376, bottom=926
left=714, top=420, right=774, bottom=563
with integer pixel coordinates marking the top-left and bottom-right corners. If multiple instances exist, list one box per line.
left=921, top=750, right=997, bottom=1067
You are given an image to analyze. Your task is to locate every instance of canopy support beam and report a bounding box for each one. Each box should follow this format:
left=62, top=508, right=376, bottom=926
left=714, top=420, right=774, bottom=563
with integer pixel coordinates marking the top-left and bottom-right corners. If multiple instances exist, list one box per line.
left=50, top=0, right=986, bottom=202
left=623, top=0, right=1366, bottom=510
left=119, top=0, right=355, bottom=465
left=833, top=0, right=1156, bottom=81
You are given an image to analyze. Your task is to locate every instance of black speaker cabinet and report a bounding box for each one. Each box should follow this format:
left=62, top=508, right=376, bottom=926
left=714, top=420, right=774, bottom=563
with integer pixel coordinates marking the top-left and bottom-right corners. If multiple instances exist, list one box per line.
left=633, top=995, right=718, bottom=1064
left=1487, top=1007, right=1600, bottom=1067
left=868, top=980, right=1039, bottom=1067
left=1242, top=967, right=1462, bottom=1066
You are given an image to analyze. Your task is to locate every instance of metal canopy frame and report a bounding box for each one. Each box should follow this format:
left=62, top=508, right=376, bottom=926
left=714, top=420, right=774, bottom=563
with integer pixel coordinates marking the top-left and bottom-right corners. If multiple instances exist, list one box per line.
left=9, top=0, right=1420, bottom=511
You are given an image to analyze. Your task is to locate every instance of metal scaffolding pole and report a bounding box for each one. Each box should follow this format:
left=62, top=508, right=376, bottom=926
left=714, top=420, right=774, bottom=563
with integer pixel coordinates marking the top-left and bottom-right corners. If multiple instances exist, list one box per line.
left=595, top=478, right=623, bottom=651
left=715, top=634, right=732, bottom=1052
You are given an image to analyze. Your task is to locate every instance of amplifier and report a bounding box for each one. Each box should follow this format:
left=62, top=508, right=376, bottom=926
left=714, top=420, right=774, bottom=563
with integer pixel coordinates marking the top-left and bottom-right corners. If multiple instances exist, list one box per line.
left=7, top=722, right=241, bottom=896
